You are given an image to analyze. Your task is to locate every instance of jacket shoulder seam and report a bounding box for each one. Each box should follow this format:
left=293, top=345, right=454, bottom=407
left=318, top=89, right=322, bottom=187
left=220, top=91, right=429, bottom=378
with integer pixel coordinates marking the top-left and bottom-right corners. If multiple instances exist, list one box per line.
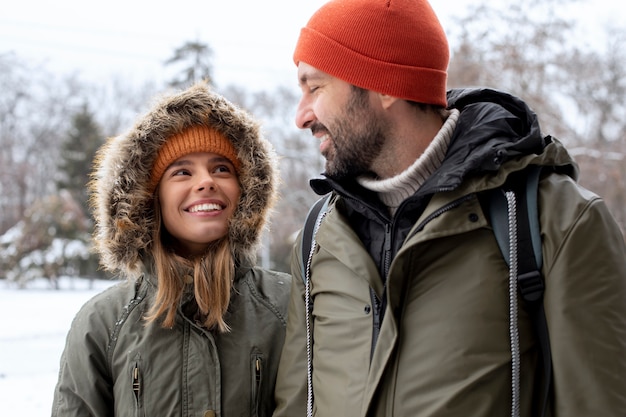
left=244, top=273, right=288, bottom=326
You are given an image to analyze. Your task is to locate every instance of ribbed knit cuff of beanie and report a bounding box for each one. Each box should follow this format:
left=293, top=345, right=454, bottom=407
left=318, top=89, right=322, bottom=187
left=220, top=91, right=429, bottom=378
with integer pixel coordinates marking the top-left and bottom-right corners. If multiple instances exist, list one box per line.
left=149, top=125, right=240, bottom=191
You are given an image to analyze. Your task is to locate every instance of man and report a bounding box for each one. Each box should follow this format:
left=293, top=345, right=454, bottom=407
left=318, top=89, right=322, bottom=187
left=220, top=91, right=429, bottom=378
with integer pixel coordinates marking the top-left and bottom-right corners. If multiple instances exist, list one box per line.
left=273, top=0, right=626, bottom=416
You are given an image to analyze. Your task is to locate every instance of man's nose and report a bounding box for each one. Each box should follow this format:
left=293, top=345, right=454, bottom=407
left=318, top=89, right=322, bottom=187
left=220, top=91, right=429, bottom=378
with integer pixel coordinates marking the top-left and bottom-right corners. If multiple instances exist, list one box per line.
left=295, top=95, right=315, bottom=129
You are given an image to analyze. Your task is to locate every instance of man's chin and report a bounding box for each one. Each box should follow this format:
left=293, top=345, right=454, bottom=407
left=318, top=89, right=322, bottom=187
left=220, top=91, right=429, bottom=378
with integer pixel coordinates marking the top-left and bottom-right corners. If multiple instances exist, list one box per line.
left=325, top=165, right=362, bottom=181
left=323, top=164, right=343, bottom=180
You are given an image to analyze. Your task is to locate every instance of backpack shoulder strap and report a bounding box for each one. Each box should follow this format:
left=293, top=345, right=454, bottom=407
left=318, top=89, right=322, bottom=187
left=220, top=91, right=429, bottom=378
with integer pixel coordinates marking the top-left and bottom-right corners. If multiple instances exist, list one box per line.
left=488, top=166, right=545, bottom=303
left=487, top=165, right=552, bottom=417
left=488, top=165, right=543, bottom=275
left=300, top=194, right=332, bottom=283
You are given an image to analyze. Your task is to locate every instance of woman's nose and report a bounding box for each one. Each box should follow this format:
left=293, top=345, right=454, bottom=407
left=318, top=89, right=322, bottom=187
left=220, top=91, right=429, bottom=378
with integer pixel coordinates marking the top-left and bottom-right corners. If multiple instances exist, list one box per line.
left=196, top=174, right=216, bottom=192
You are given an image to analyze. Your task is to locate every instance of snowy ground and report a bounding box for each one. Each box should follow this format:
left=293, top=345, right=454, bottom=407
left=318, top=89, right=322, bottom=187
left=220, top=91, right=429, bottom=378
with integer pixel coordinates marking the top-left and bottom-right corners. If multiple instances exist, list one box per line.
left=0, top=277, right=118, bottom=416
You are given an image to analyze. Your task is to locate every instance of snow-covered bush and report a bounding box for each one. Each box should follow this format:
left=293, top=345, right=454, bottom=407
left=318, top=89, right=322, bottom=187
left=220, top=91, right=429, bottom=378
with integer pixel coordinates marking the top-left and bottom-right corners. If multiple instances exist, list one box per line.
left=0, top=190, right=103, bottom=288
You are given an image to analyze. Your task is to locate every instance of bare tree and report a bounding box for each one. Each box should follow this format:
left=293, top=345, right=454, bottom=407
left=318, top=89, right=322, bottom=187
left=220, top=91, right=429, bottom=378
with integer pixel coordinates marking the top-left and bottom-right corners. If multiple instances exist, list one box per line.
left=447, top=0, right=581, bottom=140
left=0, top=53, right=29, bottom=233
left=562, top=32, right=626, bottom=144
left=86, top=75, right=160, bottom=138
left=0, top=54, right=85, bottom=234
left=446, top=0, right=625, bottom=238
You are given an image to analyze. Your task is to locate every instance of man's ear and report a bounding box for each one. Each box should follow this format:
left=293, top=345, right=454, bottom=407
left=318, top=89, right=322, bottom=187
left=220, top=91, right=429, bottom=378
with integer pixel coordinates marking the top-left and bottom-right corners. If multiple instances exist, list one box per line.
left=376, top=93, right=400, bottom=110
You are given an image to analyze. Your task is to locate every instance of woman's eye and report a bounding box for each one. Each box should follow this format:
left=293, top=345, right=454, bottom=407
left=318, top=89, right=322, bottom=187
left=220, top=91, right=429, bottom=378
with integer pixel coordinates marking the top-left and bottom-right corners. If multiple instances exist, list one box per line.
left=172, top=169, right=191, bottom=176
left=214, top=165, right=233, bottom=174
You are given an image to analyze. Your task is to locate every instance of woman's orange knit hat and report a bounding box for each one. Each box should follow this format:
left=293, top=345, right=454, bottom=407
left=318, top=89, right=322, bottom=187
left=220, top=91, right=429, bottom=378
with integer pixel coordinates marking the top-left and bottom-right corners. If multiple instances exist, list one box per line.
left=149, top=125, right=240, bottom=191
left=293, top=0, right=449, bottom=107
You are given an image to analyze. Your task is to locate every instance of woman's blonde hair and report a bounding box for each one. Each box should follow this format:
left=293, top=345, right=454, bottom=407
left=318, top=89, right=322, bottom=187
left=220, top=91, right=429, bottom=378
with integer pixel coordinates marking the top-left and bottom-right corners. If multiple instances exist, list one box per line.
left=144, top=197, right=234, bottom=332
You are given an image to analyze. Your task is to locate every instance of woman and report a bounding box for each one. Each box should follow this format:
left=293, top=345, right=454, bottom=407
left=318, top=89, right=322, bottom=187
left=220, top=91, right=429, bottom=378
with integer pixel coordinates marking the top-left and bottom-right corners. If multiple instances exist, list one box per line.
left=52, top=82, right=291, bottom=417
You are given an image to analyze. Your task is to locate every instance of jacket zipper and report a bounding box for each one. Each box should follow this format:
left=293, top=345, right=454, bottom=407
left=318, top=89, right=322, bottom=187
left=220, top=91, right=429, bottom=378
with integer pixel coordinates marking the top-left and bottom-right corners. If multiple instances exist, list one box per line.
left=406, top=194, right=476, bottom=241
left=340, top=192, right=473, bottom=360
left=370, top=223, right=393, bottom=356
left=372, top=194, right=475, bottom=357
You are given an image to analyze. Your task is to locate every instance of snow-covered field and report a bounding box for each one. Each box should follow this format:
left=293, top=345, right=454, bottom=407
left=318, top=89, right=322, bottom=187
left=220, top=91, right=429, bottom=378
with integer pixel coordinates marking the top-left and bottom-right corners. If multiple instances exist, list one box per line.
left=0, top=277, right=118, bottom=415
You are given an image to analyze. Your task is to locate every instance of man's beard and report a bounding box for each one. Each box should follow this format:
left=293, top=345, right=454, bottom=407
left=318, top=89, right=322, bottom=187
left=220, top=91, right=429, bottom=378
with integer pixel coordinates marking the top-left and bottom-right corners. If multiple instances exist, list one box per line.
left=315, top=89, right=388, bottom=181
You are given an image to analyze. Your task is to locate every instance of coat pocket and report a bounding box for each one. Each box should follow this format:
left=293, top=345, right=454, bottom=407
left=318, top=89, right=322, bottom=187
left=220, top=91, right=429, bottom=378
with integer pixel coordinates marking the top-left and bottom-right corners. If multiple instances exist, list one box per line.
left=131, top=360, right=145, bottom=417
left=250, top=352, right=264, bottom=417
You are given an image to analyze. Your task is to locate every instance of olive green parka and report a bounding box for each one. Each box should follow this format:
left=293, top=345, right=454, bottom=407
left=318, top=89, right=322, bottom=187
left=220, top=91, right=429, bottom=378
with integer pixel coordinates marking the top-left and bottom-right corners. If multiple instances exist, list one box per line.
left=273, top=88, right=626, bottom=417
left=52, top=83, right=291, bottom=417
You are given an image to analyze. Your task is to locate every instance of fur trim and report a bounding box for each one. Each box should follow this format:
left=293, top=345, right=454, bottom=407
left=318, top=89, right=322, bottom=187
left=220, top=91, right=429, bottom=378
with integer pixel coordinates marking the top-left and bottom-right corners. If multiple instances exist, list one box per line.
left=89, top=82, right=278, bottom=278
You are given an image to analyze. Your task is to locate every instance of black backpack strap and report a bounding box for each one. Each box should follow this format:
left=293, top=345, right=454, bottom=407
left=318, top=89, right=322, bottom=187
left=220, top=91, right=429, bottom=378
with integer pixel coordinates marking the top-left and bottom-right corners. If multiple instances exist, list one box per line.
left=300, top=194, right=332, bottom=283
left=488, top=167, right=541, bottom=268
left=488, top=165, right=552, bottom=417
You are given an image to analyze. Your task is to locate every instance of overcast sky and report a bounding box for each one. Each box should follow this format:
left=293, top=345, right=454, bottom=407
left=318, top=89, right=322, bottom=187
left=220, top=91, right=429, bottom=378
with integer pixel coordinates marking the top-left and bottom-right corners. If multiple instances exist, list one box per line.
left=0, top=0, right=622, bottom=92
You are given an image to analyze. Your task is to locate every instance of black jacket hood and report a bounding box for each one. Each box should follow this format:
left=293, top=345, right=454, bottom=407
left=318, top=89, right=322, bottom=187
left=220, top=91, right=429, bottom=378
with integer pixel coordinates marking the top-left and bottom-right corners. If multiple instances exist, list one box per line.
left=426, top=87, right=549, bottom=194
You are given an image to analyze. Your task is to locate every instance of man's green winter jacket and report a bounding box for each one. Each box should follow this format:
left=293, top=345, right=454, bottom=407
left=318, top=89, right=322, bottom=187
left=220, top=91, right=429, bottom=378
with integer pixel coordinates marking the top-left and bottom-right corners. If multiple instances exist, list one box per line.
left=273, top=88, right=626, bottom=417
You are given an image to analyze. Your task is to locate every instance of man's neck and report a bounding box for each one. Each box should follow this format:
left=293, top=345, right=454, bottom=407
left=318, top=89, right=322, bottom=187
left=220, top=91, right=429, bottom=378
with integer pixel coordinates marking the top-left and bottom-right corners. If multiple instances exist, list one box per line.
left=372, top=105, right=450, bottom=179
left=358, top=108, right=460, bottom=215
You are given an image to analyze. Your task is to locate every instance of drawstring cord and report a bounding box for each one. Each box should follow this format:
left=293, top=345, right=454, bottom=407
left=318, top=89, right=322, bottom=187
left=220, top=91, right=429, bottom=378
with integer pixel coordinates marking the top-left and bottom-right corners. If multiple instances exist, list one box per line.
left=305, top=209, right=328, bottom=417
left=505, top=190, right=521, bottom=417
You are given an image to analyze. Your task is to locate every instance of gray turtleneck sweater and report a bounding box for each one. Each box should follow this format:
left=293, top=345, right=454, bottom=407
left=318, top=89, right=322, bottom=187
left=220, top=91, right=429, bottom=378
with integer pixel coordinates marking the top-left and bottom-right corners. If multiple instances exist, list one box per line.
left=357, top=109, right=460, bottom=216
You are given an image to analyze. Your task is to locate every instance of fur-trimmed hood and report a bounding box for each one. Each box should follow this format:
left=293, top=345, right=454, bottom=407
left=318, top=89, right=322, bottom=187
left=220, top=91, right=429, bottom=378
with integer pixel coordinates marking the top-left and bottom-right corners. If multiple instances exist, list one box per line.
left=89, top=82, right=278, bottom=278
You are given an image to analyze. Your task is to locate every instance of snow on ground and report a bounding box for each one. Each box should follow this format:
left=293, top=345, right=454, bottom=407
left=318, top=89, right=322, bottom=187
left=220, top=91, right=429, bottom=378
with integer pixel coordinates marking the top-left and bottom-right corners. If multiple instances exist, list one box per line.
left=0, top=277, right=118, bottom=416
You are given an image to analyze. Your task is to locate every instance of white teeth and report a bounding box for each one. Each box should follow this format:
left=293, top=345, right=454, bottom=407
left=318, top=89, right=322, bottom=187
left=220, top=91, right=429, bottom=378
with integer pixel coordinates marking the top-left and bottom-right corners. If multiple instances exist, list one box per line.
left=189, top=203, right=222, bottom=213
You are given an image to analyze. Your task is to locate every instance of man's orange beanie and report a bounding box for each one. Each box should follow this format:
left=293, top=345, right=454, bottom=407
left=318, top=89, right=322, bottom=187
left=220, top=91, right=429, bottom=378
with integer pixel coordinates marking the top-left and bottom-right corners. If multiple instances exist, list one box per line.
left=293, top=0, right=449, bottom=107
left=150, top=125, right=240, bottom=191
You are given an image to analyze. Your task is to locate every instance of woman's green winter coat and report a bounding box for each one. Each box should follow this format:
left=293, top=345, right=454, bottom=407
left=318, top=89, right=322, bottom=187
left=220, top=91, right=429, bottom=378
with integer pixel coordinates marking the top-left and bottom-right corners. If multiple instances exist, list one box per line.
left=53, top=268, right=289, bottom=416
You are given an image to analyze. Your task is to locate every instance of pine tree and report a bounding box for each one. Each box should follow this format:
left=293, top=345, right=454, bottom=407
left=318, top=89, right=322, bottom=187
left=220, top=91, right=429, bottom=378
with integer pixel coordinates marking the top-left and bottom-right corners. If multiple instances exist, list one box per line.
left=57, top=104, right=103, bottom=216
left=165, top=40, right=215, bottom=89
